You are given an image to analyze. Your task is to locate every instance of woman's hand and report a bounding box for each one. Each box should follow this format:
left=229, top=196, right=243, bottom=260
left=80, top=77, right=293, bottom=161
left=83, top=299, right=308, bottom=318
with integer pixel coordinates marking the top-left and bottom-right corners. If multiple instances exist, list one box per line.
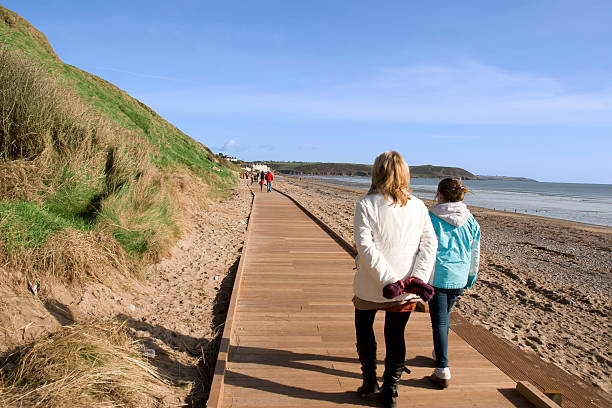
left=383, top=280, right=406, bottom=299
left=407, top=278, right=435, bottom=302
left=382, top=277, right=435, bottom=302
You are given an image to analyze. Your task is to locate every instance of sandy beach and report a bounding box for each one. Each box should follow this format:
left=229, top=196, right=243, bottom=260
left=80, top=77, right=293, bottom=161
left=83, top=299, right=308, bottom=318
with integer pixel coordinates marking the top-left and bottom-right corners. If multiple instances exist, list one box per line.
left=274, top=175, right=612, bottom=395
left=3, top=177, right=609, bottom=404
left=0, top=182, right=254, bottom=405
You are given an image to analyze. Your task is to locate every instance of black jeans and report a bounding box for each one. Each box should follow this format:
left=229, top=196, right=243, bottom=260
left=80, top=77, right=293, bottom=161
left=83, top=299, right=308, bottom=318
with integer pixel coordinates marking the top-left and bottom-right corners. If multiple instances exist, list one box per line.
left=354, top=308, right=411, bottom=370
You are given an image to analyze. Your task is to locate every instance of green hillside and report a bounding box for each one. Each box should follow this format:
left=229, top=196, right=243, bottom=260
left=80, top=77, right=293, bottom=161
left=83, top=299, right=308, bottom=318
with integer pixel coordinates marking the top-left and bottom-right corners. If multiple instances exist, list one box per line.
left=0, top=6, right=234, bottom=181
left=265, top=161, right=477, bottom=179
left=267, top=161, right=372, bottom=176
left=0, top=7, right=244, bottom=405
left=0, top=5, right=236, bottom=271
left=410, top=165, right=477, bottom=179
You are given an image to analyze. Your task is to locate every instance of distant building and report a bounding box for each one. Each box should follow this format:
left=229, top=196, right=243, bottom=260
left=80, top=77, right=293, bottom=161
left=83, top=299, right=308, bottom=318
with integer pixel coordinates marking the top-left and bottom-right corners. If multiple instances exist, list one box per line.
left=217, top=153, right=239, bottom=162
left=252, top=163, right=269, bottom=172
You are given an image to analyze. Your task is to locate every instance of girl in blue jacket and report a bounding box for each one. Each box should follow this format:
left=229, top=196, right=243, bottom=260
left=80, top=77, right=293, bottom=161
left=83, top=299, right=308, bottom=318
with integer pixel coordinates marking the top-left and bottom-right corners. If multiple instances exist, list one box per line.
left=427, top=178, right=480, bottom=388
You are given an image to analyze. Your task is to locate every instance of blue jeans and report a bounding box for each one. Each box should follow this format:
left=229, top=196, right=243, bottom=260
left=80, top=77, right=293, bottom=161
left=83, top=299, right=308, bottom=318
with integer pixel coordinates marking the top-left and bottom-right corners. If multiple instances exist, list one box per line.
left=267, top=181, right=272, bottom=192
left=429, top=288, right=463, bottom=368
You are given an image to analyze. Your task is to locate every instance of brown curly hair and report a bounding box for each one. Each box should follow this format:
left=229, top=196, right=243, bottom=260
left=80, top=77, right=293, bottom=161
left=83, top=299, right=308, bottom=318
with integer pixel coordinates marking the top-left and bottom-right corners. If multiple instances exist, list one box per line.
left=437, top=178, right=469, bottom=202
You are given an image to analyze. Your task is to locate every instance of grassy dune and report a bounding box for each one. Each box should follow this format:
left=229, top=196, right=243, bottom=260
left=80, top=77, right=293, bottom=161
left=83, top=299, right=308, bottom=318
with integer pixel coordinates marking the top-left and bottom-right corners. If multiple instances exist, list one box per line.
left=0, top=5, right=236, bottom=269
left=0, top=6, right=238, bottom=406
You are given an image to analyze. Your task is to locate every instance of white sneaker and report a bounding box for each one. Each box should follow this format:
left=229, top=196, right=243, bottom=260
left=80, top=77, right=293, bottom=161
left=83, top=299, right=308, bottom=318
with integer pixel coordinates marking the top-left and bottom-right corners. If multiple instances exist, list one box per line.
left=429, top=367, right=451, bottom=388
left=432, top=367, right=451, bottom=380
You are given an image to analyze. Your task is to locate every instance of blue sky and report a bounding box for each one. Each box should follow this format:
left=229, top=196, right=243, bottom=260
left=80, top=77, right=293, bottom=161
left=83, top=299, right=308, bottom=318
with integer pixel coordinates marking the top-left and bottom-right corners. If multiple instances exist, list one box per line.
left=4, top=1, right=612, bottom=183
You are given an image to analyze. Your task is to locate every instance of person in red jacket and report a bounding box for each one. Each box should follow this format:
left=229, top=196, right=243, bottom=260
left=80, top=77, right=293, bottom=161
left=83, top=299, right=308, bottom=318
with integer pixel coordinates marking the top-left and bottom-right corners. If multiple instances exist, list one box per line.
left=265, top=171, right=274, bottom=192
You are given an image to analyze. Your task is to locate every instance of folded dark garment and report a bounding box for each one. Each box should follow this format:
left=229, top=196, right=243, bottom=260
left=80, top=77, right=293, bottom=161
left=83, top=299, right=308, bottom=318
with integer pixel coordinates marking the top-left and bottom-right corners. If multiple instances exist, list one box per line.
left=382, top=277, right=435, bottom=302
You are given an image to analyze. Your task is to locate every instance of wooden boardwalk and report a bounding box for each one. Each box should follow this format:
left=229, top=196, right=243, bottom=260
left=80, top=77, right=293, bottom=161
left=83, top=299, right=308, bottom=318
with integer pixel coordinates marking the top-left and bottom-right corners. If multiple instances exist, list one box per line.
left=208, top=189, right=532, bottom=407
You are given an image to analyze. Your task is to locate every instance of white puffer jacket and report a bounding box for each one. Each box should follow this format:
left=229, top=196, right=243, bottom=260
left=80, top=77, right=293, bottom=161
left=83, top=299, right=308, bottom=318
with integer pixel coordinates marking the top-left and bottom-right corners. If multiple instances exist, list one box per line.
left=353, top=193, right=438, bottom=303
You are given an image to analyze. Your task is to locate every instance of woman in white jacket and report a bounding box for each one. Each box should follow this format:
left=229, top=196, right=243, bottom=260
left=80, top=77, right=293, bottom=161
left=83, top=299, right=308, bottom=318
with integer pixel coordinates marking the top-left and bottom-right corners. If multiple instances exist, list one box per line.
left=353, top=151, right=438, bottom=408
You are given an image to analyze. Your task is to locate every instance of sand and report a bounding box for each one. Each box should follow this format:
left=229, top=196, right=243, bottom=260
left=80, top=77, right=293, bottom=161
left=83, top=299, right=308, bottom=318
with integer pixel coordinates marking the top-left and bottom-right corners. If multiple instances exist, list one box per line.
left=274, top=175, right=612, bottom=395
left=2, top=175, right=610, bottom=404
left=122, top=181, right=253, bottom=404
left=0, top=181, right=253, bottom=406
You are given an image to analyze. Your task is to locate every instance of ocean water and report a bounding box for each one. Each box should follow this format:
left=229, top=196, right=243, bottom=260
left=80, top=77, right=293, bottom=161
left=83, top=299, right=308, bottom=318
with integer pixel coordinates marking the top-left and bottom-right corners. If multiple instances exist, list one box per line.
left=300, top=176, right=612, bottom=227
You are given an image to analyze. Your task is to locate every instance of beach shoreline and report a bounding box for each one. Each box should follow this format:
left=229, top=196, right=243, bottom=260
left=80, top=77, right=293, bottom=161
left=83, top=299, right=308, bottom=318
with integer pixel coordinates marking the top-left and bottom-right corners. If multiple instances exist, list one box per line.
left=291, top=175, right=612, bottom=231
left=275, top=175, right=612, bottom=396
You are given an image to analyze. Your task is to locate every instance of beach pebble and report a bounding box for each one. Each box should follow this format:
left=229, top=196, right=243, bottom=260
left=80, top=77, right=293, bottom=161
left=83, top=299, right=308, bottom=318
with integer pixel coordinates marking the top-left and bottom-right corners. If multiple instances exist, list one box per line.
left=128, top=304, right=136, bottom=312
left=28, top=281, right=39, bottom=295
left=139, top=345, right=156, bottom=358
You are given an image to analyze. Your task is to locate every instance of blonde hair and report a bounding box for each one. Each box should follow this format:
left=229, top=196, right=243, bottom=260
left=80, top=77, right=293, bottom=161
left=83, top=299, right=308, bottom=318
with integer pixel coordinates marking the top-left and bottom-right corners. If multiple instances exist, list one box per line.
left=367, top=151, right=411, bottom=206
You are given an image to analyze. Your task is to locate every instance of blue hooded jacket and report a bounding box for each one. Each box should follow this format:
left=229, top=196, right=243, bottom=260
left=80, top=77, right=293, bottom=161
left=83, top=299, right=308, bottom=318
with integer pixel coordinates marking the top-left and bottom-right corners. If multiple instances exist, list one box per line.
left=429, top=202, right=480, bottom=289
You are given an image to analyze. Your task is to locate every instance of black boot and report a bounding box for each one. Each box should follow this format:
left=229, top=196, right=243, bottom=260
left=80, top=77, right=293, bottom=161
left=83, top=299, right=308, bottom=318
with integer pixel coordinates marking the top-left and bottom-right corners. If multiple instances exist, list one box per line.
left=356, top=343, right=380, bottom=398
left=378, top=360, right=404, bottom=408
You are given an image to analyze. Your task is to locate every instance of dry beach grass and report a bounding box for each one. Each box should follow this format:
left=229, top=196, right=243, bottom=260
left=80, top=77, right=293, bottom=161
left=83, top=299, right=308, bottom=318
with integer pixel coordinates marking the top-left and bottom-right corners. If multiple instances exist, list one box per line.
left=0, top=182, right=253, bottom=407
left=0, top=321, right=173, bottom=408
left=0, top=14, right=247, bottom=405
left=275, top=175, right=612, bottom=395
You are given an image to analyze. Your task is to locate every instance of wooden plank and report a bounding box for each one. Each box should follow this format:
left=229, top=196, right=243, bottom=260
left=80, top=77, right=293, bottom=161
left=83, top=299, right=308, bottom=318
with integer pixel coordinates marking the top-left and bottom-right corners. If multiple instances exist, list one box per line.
left=451, top=313, right=611, bottom=408
left=516, top=381, right=561, bottom=408
left=207, top=190, right=255, bottom=408
left=209, top=188, right=534, bottom=408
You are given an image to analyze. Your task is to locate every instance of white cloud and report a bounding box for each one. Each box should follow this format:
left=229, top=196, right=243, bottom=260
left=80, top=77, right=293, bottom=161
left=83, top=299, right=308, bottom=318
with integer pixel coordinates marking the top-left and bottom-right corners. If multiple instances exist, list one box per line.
left=219, top=139, right=251, bottom=153
left=90, top=66, right=194, bottom=83
left=221, top=139, right=237, bottom=151
left=141, top=60, right=612, bottom=125
left=259, top=144, right=275, bottom=151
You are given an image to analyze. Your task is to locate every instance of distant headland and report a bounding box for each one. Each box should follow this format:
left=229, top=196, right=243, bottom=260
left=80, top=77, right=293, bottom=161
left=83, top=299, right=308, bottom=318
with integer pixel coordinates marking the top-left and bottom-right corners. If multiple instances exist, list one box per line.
left=475, top=175, right=537, bottom=181
left=239, top=160, right=535, bottom=181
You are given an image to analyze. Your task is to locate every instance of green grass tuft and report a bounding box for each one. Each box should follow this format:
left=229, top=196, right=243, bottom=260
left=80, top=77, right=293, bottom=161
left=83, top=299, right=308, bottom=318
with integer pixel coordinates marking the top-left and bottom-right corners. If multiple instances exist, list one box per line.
left=0, top=4, right=238, bottom=270
left=0, top=201, right=72, bottom=249
left=95, top=179, right=177, bottom=258
left=42, top=169, right=105, bottom=228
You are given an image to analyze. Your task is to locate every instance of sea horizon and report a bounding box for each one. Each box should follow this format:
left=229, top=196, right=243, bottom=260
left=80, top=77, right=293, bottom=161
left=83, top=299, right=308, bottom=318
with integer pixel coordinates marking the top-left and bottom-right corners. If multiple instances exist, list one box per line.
left=294, top=175, right=612, bottom=227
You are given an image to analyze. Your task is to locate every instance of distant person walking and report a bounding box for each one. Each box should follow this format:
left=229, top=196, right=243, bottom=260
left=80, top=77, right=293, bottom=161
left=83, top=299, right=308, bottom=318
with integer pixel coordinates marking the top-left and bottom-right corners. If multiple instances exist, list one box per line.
left=260, top=170, right=265, bottom=183
left=265, top=171, right=274, bottom=192
left=259, top=176, right=264, bottom=192
left=353, top=151, right=437, bottom=408
left=427, top=178, right=480, bottom=388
